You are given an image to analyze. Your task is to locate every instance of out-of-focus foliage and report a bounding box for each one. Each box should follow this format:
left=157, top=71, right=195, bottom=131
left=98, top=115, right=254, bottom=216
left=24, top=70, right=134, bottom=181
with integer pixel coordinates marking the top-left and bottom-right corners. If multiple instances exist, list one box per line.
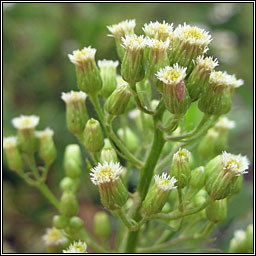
left=3, top=3, right=253, bottom=253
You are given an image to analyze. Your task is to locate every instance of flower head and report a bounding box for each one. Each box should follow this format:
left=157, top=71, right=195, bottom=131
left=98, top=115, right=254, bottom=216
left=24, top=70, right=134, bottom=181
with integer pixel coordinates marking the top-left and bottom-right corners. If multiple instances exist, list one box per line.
left=147, top=38, right=170, bottom=51
left=61, top=91, right=87, bottom=104
left=63, top=241, right=87, bottom=253
left=3, top=136, right=18, bottom=150
left=107, top=19, right=136, bottom=39
left=173, top=148, right=191, bottom=162
left=194, top=55, right=219, bottom=71
left=121, top=34, right=147, bottom=51
left=42, top=227, right=68, bottom=246
left=156, top=64, right=187, bottom=85
left=209, top=71, right=244, bottom=88
left=143, top=21, right=173, bottom=41
left=98, top=59, right=119, bottom=69
left=12, top=115, right=39, bottom=130
left=154, top=173, right=177, bottom=191
left=215, top=117, right=236, bottom=130
left=68, top=46, right=96, bottom=67
left=90, top=161, right=123, bottom=185
left=221, top=151, right=249, bottom=176
left=35, top=127, right=54, bottom=138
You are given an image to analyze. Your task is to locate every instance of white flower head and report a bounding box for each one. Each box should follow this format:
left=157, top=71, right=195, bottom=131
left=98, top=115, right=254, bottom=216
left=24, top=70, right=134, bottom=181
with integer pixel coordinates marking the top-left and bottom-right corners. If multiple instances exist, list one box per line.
left=147, top=38, right=170, bottom=51
left=68, top=46, right=96, bottom=67
left=154, top=173, right=177, bottom=191
left=143, top=21, right=173, bottom=40
left=3, top=136, right=18, bottom=150
left=221, top=151, right=250, bottom=176
left=61, top=91, right=87, bottom=104
left=63, top=240, right=87, bottom=253
left=90, top=161, right=123, bottom=185
left=174, top=23, right=212, bottom=50
left=215, top=117, right=236, bottom=130
left=107, top=19, right=136, bottom=38
left=121, top=34, right=147, bottom=51
left=98, top=59, right=119, bottom=69
left=195, top=55, right=219, bottom=71
left=12, top=115, right=39, bottom=130
left=173, top=148, right=191, bottom=162
left=210, top=71, right=244, bottom=88
left=35, top=127, right=54, bottom=138
left=42, top=227, right=68, bottom=246
left=156, top=64, right=187, bottom=85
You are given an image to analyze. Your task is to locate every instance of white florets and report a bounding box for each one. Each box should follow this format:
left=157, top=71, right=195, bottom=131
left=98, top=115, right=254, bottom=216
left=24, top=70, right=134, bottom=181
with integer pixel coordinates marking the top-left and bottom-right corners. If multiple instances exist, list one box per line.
left=147, top=38, right=170, bottom=51
left=154, top=173, right=177, bottom=191
left=107, top=19, right=136, bottom=38
left=210, top=71, right=244, bottom=88
left=63, top=240, right=87, bottom=253
left=221, top=151, right=250, bottom=176
left=156, top=64, right=187, bottom=85
left=90, top=161, right=123, bottom=185
left=215, top=117, right=236, bottom=130
left=3, top=136, right=18, bottom=149
left=35, top=127, right=54, bottom=138
left=195, top=55, right=219, bottom=71
left=61, top=91, right=87, bottom=104
left=121, top=34, right=147, bottom=50
left=12, top=115, right=39, bottom=130
left=42, top=227, right=68, bottom=246
left=143, top=21, right=173, bottom=40
left=68, top=46, right=96, bottom=66
left=173, top=148, right=191, bottom=162
left=98, top=59, right=119, bottom=69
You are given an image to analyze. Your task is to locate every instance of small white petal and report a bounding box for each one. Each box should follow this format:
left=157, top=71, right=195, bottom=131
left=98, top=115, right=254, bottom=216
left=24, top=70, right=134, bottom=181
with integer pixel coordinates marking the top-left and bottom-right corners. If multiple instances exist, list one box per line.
left=61, top=91, right=87, bottom=104
left=154, top=173, right=177, bottom=191
left=12, top=115, right=39, bottom=130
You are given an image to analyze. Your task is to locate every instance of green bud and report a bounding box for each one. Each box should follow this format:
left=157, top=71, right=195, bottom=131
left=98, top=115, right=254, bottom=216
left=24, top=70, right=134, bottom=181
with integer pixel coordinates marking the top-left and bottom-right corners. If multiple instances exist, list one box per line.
left=170, top=148, right=191, bottom=189
left=121, top=35, right=146, bottom=86
left=229, top=229, right=247, bottom=253
left=100, top=148, right=118, bottom=164
left=117, top=127, right=139, bottom=153
left=93, top=211, right=111, bottom=240
left=190, top=166, right=205, bottom=189
left=35, top=128, right=56, bottom=166
left=3, top=137, right=24, bottom=172
left=246, top=224, right=253, bottom=253
left=53, top=215, right=69, bottom=229
left=90, top=162, right=128, bottom=210
left=103, top=138, right=112, bottom=149
left=98, top=60, right=119, bottom=98
left=156, top=65, right=191, bottom=116
left=60, top=177, right=79, bottom=192
left=60, top=192, right=79, bottom=217
left=198, top=71, right=244, bottom=115
left=64, top=144, right=82, bottom=179
left=104, top=84, right=131, bottom=116
left=83, top=118, right=104, bottom=152
left=69, top=216, right=84, bottom=230
left=61, top=91, right=88, bottom=138
left=206, top=199, right=227, bottom=223
left=141, top=173, right=177, bottom=217
left=68, top=47, right=102, bottom=95
left=12, top=115, right=39, bottom=154
left=205, top=152, right=249, bottom=200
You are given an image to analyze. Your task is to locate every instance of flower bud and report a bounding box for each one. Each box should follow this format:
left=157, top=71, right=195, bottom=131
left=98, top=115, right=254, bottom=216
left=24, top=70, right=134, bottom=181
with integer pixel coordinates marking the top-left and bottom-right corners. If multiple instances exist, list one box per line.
left=171, top=23, right=212, bottom=72
left=229, top=175, right=243, bottom=196
left=42, top=227, right=68, bottom=249
left=3, top=137, right=23, bottom=172
left=35, top=128, right=56, bottom=166
left=186, top=56, right=218, bottom=101
left=90, top=161, right=128, bottom=210
left=107, top=19, right=136, bottom=60
left=64, top=144, right=82, bottom=179
left=190, top=166, right=205, bottom=189
left=53, top=215, right=69, bottom=230
left=198, top=71, right=244, bottom=115
left=83, top=118, right=104, bottom=152
left=103, top=138, right=112, bottom=149
left=100, top=148, right=118, bottom=164
left=69, top=216, right=84, bottom=230
left=98, top=60, right=119, bottom=98
left=68, top=47, right=102, bottom=95
left=60, top=192, right=79, bottom=217
left=205, top=152, right=249, bottom=200
left=104, top=84, right=131, bottom=115
left=206, top=199, right=227, bottom=223
left=229, top=230, right=247, bottom=253
left=170, top=148, right=191, bottom=189
left=117, top=127, right=139, bottom=153
left=61, top=91, right=88, bottom=138
left=141, top=173, right=177, bottom=217
left=93, top=211, right=111, bottom=240
left=12, top=115, right=39, bottom=154
left=156, top=64, right=191, bottom=115
left=63, top=241, right=87, bottom=253
left=60, top=177, right=79, bottom=193
left=121, top=35, right=147, bottom=86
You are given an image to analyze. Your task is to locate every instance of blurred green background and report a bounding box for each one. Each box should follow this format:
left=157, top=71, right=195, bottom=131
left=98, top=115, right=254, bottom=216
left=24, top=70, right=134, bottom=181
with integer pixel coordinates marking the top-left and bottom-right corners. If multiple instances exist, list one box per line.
left=3, top=3, right=253, bottom=253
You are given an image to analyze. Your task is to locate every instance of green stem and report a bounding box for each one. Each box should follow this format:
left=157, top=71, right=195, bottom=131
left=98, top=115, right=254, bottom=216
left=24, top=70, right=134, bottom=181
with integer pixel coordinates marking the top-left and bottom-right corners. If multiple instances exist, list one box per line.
left=26, top=153, right=40, bottom=180
left=90, top=94, right=105, bottom=123
left=116, top=209, right=134, bottom=230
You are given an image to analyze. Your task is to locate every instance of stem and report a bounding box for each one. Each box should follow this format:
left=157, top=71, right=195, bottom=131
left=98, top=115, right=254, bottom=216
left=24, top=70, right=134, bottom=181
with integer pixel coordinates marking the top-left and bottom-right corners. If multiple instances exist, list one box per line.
left=90, top=94, right=105, bottom=123
left=26, top=153, right=40, bottom=180
left=116, top=209, right=134, bottom=230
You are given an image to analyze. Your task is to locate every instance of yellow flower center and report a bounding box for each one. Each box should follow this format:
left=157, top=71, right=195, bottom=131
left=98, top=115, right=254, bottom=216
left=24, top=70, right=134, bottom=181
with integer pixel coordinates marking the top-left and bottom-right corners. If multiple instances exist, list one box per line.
left=165, top=69, right=181, bottom=81
left=183, top=27, right=206, bottom=40
left=21, top=119, right=31, bottom=126
left=178, top=151, right=188, bottom=159
left=48, top=230, right=62, bottom=242
left=99, top=167, right=115, bottom=181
